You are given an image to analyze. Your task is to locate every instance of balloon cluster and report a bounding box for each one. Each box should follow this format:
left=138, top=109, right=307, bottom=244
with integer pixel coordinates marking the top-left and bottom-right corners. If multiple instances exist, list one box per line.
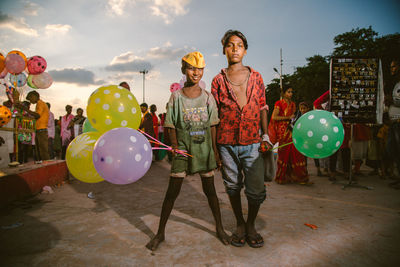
left=0, top=51, right=52, bottom=92
left=65, top=85, right=153, bottom=185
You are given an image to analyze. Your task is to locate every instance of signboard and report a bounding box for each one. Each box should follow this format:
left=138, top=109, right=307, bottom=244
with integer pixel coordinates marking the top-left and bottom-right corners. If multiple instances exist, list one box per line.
left=329, top=57, right=383, bottom=123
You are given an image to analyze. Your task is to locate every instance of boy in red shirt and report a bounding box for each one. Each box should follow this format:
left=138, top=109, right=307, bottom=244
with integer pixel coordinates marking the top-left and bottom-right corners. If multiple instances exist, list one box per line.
left=211, top=30, right=271, bottom=248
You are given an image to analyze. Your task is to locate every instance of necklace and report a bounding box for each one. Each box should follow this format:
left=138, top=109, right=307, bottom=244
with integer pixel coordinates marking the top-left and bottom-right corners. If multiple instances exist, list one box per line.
left=226, top=71, right=250, bottom=86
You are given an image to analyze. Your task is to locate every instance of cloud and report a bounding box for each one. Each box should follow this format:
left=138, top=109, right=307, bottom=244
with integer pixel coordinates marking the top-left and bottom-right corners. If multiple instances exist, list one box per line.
left=71, top=97, right=83, bottom=106
left=108, top=72, right=136, bottom=82
left=45, top=24, right=72, bottom=35
left=105, top=60, right=153, bottom=72
left=0, top=12, right=38, bottom=36
left=107, top=0, right=134, bottom=16
left=146, top=45, right=191, bottom=60
left=106, top=52, right=153, bottom=72
left=146, top=70, right=160, bottom=80
left=109, top=51, right=138, bottom=64
left=106, top=0, right=189, bottom=23
left=23, top=1, right=40, bottom=16
left=49, top=68, right=105, bottom=86
left=150, top=0, right=190, bottom=24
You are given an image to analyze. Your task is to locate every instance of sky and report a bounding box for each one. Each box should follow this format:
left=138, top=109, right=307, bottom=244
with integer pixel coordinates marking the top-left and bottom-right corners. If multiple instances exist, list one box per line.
left=0, top=0, right=399, bottom=118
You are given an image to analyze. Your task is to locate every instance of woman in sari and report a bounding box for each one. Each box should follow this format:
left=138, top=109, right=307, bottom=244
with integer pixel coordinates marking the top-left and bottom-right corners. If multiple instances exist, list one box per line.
left=61, top=105, right=74, bottom=160
left=268, top=86, right=310, bottom=184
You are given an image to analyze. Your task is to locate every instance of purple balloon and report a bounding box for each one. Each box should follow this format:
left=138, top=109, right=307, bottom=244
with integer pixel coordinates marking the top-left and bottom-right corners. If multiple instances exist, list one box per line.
left=92, top=128, right=152, bottom=184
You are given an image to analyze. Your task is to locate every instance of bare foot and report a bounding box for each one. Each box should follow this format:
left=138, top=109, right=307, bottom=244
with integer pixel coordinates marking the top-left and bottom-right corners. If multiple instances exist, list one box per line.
left=216, top=228, right=231, bottom=245
left=145, top=233, right=165, bottom=251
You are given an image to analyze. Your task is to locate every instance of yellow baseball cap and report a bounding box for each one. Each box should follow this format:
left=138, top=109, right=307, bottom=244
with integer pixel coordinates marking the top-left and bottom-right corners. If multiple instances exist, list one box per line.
left=182, top=51, right=205, bottom=68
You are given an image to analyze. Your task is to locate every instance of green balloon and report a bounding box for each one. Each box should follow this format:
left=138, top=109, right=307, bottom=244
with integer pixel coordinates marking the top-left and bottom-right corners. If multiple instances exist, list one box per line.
left=292, top=110, right=344, bottom=159
left=82, top=118, right=98, bottom=133
left=27, top=74, right=38, bottom=89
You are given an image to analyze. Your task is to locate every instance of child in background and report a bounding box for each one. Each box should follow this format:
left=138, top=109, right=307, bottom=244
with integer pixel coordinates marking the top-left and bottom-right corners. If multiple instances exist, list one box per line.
left=18, top=101, right=34, bottom=163
left=377, top=112, right=393, bottom=178
left=297, top=102, right=311, bottom=169
left=146, top=52, right=230, bottom=251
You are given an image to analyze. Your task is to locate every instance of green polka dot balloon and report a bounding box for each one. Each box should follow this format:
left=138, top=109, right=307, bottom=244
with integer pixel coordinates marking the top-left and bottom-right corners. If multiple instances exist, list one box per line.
left=87, top=85, right=141, bottom=133
left=292, top=110, right=344, bottom=159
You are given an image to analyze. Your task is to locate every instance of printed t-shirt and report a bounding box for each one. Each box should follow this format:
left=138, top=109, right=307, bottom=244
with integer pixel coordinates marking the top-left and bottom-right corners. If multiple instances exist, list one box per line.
left=164, top=88, right=219, bottom=174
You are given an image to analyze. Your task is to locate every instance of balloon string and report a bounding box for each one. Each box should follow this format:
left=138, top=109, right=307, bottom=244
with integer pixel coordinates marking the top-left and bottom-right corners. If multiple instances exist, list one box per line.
left=269, top=141, right=293, bottom=151
left=138, top=129, right=193, bottom=158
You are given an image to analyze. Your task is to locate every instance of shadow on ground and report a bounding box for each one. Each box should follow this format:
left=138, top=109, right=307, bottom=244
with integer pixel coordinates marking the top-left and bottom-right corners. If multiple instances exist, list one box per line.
left=68, top=160, right=266, bottom=242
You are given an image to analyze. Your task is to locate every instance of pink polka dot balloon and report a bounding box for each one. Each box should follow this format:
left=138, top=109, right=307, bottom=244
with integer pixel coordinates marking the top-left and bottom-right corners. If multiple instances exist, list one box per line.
left=27, top=56, right=47, bottom=74
left=170, top=82, right=181, bottom=93
left=92, top=128, right=153, bottom=185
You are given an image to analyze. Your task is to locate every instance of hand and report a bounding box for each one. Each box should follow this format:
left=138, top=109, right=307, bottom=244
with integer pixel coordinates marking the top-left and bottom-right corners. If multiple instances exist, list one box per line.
left=171, top=143, right=178, bottom=157
left=215, top=151, right=222, bottom=171
left=262, top=140, right=272, bottom=151
left=14, top=103, right=27, bottom=110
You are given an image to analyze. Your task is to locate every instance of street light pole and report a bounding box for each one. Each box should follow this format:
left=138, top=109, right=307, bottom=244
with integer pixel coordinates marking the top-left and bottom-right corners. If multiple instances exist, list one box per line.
left=273, top=48, right=283, bottom=91
left=139, top=70, right=148, bottom=103
left=280, top=48, right=283, bottom=90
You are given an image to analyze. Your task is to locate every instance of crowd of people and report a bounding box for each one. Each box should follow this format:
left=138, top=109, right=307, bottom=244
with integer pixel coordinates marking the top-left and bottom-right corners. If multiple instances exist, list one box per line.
left=0, top=94, right=88, bottom=164
left=0, top=80, right=171, bottom=165
left=0, top=29, right=399, bottom=251
left=266, top=57, right=400, bottom=186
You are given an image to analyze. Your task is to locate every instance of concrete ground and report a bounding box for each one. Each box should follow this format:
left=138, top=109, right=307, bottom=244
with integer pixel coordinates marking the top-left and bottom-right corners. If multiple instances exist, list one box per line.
left=1, top=159, right=400, bottom=267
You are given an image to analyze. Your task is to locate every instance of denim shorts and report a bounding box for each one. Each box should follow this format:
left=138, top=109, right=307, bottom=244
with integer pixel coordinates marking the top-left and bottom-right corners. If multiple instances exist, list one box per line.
left=218, top=143, right=266, bottom=205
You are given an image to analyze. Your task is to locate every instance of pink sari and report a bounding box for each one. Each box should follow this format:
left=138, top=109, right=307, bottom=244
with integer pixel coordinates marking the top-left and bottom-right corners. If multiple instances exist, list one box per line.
left=269, top=99, right=308, bottom=184
left=61, top=114, right=74, bottom=146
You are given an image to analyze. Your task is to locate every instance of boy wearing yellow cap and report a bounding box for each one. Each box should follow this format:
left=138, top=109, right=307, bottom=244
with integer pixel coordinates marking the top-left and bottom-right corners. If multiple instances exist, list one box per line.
left=146, top=51, right=230, bottom=251
left=211, top=30, right=271, bottom=248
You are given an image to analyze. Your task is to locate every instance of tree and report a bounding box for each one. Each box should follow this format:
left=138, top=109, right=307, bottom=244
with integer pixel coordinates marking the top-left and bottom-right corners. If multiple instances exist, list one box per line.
left=289, top=55, right=329, bottom=105
left=375, top=33, right=400, bottom=92
left=331, top=27, right=400, bottom=90
left=265, top=56, right=329, bottom=116
left=265, top=27, right=400, bottom=111
left=265, top=77, right=281, bottom=121
left=332, top=26, right=378, bottom=57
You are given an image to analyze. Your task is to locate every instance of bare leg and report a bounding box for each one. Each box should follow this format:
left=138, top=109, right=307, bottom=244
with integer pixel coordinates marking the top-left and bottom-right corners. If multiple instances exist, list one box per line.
left=146, top=177, right=184, bottom=251
left=228, top=193, right=246, bottom=246
left=201, top=176, right=230, bottom=245
left=246, top=202, right=264, bottom=248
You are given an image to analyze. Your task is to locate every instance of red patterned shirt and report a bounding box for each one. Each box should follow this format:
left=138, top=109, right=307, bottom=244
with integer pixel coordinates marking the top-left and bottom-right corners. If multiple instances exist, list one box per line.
left=211, top=67, right=266, bottom=145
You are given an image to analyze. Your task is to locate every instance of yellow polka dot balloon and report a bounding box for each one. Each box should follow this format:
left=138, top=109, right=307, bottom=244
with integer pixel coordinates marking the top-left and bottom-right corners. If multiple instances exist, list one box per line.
left=86, top=85, right=141, bottom=133
left=66, top=132, right=104, bottom=183
left=0, top=105, right=12, bottom=127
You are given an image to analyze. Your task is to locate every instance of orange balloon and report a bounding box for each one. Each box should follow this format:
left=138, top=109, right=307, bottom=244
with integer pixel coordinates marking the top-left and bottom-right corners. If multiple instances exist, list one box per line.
left=0, top=52, right=5, bottom=73
left=0, top=105, right=12, bottom=127
left=7, top=50, right=27, bottom=63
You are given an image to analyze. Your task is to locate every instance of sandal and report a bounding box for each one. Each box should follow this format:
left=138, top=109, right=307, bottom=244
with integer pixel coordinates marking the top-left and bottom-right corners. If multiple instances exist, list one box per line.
left=230, top=233, right=246, bottom=247
left=246, top=233, right=264, bottom=248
